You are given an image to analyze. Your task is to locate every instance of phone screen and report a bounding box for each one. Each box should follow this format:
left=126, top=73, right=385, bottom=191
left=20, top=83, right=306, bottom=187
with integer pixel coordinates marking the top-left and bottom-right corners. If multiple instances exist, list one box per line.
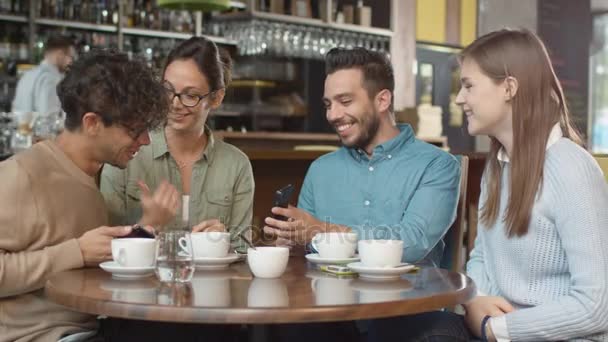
left=272, top=184, right=295, bottom=221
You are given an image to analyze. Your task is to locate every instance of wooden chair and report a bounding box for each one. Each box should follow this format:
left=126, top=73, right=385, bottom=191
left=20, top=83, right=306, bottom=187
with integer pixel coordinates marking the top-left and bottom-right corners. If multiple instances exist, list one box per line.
left=440, top=155, right=469, bottom=272
left=594, top=154, right=608, bottom=182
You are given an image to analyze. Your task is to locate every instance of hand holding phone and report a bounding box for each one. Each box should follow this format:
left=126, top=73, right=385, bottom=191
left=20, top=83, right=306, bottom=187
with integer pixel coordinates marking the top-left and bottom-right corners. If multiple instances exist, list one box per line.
left=118, top=224, right=155, bottom=239
left=272, top=184, right=295, bottom=221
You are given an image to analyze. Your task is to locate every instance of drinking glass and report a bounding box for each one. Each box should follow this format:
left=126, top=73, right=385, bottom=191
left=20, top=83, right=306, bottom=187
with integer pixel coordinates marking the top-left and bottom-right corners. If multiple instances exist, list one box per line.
left=155, top=230, right=195, bottom=283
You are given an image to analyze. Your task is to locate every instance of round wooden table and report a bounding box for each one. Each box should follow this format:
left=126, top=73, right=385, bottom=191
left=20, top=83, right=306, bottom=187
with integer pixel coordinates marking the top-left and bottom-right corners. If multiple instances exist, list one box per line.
left=45, top=257, right=475, bottom=324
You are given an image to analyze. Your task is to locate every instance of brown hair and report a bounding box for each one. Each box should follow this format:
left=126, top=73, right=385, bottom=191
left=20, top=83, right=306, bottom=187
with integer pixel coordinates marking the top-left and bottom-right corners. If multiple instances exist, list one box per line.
left=325, top=47, right=394, bottom=112
left=59, top=49, right=168, bottom=132
left=163, top=37, right=232, bottom=93
left=461, top=28, right=582, bottom=237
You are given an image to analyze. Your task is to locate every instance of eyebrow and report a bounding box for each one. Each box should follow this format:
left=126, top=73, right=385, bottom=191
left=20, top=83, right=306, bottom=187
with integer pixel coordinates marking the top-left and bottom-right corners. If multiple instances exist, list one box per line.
left=460, top=77, right=471, bottom=83
left=163, top=81, right=207, bottom=93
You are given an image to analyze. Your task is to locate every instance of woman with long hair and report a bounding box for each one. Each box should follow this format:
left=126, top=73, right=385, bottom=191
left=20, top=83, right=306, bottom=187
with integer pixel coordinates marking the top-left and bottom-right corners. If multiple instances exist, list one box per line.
left=458, top=28, right=608, bottom=341
left=368, top=28, right=608, bottom=342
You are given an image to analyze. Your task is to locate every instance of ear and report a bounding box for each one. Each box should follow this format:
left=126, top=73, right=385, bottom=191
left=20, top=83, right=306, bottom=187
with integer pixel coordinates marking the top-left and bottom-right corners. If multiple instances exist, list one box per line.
left=503, top=76, right=519, bottom=101
left=208, top=88, right=225, bottom=110
left=81, top=112, right=103, bottom=136
left=375, top=89, right=392, bottom=113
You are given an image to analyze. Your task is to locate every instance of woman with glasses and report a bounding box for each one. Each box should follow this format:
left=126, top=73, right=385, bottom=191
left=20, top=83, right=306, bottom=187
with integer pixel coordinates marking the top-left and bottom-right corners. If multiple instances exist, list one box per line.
left=100, top=37, right=254, bottom=253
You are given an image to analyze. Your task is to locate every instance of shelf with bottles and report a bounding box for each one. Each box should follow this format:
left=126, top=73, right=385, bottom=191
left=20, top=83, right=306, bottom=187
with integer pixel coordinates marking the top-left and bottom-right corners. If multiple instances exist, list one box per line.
left=0, top=23, right=30, bottom=67
left=216, top=0, right=393, bottom=36
left=0, top=13, right=26, bottom=22
left=0, top=0, right=29, bottom=16
left=209, top=0, right=392, bottom=59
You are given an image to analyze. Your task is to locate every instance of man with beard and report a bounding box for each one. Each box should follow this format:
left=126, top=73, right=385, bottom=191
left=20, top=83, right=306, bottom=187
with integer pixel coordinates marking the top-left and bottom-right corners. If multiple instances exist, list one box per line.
left=0, top=50, right=178, bottom=342
left=264, top=47, right=460, bottom=267
left=12, top=35, right=76, bottom=115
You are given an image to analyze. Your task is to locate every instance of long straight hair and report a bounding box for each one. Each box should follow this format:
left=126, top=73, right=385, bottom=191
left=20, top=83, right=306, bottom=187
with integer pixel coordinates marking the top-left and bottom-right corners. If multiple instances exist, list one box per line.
left=461, top=29, right=582, bottom=237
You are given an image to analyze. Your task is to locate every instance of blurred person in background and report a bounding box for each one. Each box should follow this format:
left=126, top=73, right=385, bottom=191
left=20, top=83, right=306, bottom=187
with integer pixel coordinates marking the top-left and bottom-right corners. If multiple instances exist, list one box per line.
left=12, top=35, right=76, bottom=116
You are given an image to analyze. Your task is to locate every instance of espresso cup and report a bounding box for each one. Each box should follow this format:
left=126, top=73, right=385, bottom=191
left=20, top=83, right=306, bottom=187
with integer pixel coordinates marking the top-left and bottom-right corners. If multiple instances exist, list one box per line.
left=358, top=239, right=404, bottom=268
left=187, top=231, right=231, bottom=258
left=111, top=238, right=156, bottom=268
left=311, top=232, right=358, bottom=259
left=247, top=247, right=289, bottom=278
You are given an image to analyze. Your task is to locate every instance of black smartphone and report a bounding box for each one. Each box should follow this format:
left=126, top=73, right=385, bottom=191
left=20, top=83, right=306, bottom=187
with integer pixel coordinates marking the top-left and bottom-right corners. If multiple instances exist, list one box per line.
left=119, top=224, right=155, bottom=239
left=272, top=184, right=295, bottom=221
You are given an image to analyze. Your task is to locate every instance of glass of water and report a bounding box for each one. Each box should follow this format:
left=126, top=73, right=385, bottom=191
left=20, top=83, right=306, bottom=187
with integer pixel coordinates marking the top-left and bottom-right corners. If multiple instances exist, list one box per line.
left=155, top=230, right=195, bottom=283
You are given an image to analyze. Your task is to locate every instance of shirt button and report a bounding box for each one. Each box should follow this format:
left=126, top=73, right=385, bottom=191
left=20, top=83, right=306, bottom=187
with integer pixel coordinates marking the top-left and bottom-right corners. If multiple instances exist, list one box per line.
left=388, top=154, right=392, bottom=159
left=364, top=200, right=370, bottom=206
left=368, top=166, right=374, bottom=172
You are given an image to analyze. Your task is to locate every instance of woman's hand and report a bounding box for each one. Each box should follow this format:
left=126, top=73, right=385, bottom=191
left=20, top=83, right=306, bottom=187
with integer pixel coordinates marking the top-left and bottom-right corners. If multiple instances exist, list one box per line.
left=192, top=219, right=225, bottom=233
left=138, top=180, right=179, bottom=228
left=463, top=296, right=514, bottom=339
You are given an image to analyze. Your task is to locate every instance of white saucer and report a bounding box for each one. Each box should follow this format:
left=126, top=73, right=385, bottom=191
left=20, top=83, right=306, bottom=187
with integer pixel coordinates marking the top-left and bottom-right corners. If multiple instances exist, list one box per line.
left=99, top=261, right=155, bottom=280
left=194, top=254, right=240, bottom=270
left=346, top=262, right=415, bottom=280
left=305, top=253, right=360, bottom=265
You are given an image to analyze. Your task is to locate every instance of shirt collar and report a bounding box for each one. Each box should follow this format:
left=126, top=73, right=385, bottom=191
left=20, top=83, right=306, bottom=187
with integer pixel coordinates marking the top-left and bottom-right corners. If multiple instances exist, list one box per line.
left=348, top=124, right=415, bottom=161
left=497, top=123, right=562, bottom=163
left=151, top=125, right=216, bottom=164
left=41, top=60, right=61, bottom=75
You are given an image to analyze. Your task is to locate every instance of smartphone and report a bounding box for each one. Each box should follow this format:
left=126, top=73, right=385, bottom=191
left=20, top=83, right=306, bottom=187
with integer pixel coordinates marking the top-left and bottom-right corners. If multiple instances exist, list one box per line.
left=272, top=184, right=295, bottom=221
left=119, top=224, right=155, bottom=239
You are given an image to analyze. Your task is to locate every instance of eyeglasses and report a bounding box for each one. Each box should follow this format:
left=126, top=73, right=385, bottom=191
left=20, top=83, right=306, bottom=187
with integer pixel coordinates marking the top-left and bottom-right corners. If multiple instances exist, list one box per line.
left=163, top=86, right=215, bottom=108
left=121, top=124, right=148, bottom=140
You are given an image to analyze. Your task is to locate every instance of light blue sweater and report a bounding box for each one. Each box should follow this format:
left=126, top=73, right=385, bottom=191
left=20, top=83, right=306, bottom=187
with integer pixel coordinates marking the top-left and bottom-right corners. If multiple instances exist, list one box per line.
left=467, top=138, right=608, bottom=341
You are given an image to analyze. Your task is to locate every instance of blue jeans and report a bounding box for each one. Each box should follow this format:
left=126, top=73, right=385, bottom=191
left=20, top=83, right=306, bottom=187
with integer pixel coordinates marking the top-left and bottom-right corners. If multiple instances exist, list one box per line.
left=367, top=312, right=471, bottom=342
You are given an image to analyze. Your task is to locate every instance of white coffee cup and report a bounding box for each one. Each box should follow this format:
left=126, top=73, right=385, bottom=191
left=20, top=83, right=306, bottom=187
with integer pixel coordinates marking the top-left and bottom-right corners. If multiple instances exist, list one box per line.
left=247, top=247, right=289, bottom=278
left=247, top=278, right=289, bottom=307
left=187, top=231, right=231, bottom=258
left=311, top=232, right=358, bottom=259
left=111, top=238, right=156, bottom=268
left=311, top=276, right=355, bottom=305
left=358, top=239, right=404, bottom=267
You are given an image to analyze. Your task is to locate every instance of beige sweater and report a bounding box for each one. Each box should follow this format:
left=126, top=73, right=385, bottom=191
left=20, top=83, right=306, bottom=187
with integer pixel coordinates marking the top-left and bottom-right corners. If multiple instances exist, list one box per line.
left=0, top=141, right=107, bottom=342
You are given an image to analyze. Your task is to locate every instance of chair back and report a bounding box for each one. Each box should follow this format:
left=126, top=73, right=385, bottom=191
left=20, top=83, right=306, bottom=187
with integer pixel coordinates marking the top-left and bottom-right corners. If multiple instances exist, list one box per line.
left=440, top=155, right=469, bottom=272
left=594, top=155, right=608, bottom=182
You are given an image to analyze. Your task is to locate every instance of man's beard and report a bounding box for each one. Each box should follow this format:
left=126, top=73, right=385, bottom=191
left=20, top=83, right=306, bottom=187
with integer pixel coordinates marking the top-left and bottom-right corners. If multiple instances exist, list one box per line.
left=341, top=111, right=381, bottom=150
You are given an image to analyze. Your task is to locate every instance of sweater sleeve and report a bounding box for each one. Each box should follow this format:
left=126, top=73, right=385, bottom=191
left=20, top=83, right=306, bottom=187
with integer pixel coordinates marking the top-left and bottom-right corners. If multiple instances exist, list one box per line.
left=0, top=159, right=84, bottom=298
left=505, top=148, right=608, bottom=340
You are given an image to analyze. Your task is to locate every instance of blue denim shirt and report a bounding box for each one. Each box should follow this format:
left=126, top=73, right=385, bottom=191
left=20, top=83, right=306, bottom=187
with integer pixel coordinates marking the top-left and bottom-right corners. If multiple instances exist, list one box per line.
left=298, top=124, right=460, bottom=265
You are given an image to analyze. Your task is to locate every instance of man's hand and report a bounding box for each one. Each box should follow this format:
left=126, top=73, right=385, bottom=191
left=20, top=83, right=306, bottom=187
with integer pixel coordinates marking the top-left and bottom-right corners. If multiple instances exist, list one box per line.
left=138, top=180, right=179, bottom=228
left=463, top=296, right=514, bottom=339
left=77, top=226, right=132, bottom=266
left=192, top=219, right=225, bottom=233
left=263, top=205, right=351, bottom=245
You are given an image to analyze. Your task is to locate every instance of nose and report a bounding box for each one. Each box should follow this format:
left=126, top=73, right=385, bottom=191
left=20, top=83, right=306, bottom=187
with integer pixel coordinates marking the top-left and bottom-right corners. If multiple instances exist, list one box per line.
left=137, top=130, right=151, bottom=146
left=326, top=103, right=342, bottom=123
left=455, top=87, right=465, bottom=106
left=170, top=94, right=184, bottom=109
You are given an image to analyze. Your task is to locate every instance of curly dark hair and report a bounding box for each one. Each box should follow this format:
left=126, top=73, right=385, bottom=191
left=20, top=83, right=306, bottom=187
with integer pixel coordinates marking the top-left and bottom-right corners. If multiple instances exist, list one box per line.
left=163, top=37, right=232, bottom=91
left=58, top=49, right=168, bottom=132
left=325, top=47, right=394, bottom=111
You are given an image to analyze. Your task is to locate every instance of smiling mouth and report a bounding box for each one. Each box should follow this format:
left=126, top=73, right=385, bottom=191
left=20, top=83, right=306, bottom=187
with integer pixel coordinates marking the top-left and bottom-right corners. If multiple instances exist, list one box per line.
left=335, top=122, right=354, bottom=133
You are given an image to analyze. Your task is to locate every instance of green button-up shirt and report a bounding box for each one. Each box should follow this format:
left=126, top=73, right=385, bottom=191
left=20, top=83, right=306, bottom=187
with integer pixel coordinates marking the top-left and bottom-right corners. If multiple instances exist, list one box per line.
left=100, top=128, right=254, bottom=253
